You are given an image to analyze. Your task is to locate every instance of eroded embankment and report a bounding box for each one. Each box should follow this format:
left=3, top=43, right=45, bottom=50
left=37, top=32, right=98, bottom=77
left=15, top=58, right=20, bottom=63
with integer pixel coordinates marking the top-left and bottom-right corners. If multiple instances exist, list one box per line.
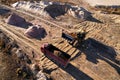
left=0, top=30, right=22, bottom=80
left=0, top=30, right=51, bottom=80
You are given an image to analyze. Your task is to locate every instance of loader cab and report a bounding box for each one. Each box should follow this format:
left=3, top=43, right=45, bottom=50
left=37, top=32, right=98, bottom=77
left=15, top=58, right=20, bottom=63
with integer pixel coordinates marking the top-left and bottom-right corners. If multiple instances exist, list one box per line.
left=77, top=32, right=86, bottom=40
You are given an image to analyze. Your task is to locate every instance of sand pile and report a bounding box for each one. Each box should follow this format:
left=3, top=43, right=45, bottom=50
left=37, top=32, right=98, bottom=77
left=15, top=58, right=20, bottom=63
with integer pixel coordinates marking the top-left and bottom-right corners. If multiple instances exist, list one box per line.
left=44, top=4, right=69, bottom=18
left=24, top=25, right=47, bottom=39
left=68, top=6, right=91, bottom=19
left=5, top=13, right=27, bottom=27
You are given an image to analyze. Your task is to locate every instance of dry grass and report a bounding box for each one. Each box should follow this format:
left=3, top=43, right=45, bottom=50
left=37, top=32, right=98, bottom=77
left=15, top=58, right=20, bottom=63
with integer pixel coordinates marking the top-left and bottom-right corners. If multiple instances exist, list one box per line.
left=0, top=0, right=83, bottom=5
left=0, top=53, right=21, bottom=80
left=0, top=31, right=21, bottom=80
left=0, top=0, right=41, bottom=5
left=94, top=6, right=120, bottom=15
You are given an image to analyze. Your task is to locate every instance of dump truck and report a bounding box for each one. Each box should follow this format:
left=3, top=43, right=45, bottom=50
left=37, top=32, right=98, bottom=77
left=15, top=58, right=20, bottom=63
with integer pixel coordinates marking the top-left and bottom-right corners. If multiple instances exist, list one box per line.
left=62, top=31, right=87, bottom=46
left=41, top=43, right=71, bottom=68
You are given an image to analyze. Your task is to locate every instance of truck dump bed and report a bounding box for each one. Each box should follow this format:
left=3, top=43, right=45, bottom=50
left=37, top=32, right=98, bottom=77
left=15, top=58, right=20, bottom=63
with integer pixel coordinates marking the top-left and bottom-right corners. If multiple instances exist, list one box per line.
left=41, top=43, right=71, bottom=67
left=62, top=32, right=74, bottom=41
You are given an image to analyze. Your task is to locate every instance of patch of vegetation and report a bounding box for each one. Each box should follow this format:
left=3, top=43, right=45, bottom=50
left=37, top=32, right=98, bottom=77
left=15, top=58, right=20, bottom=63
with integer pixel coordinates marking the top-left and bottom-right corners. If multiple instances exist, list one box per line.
left=95, top=5, right=120, bottom=15
left=0, top=30, right=33, bottom=80
left=0, top=0, right=41, bottom=5
left=0, top=53, right=21, bottom=80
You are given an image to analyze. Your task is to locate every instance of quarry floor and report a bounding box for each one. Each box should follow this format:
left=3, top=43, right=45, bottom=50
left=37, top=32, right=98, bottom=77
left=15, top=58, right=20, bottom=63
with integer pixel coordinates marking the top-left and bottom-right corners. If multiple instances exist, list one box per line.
left=0, top=2, right=120, bottom=80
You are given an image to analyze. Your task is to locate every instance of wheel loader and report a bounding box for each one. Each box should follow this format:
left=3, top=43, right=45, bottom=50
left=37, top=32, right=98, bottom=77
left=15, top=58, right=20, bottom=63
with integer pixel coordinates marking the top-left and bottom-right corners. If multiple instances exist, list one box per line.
left=62, top=30, right=87, bottom=46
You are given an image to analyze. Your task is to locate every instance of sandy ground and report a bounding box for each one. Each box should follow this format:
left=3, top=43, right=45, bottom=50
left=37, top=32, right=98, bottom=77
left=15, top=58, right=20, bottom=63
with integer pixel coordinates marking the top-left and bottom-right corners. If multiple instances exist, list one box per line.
left=0, top=1, right=120, bottom=80
left=0, top=53, right=21, bottom=80
left=85, top=0, right=120, bottom=6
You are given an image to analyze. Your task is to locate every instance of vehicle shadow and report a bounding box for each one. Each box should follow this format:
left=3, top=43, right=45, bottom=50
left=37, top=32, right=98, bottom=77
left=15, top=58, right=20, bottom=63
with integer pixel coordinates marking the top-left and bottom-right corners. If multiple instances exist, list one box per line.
left=49, top=60, right=93, bottom=80
left=73, top=38, right=120, bottom=74
left=62, top=63, right=93, bottom=80
left=45, top=51, right=93, bottom=80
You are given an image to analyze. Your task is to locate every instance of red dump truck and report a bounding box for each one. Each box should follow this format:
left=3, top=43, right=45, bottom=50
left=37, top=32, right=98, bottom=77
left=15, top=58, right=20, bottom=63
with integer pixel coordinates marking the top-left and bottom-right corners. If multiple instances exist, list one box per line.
left=41, top=43, right=71, bottom=68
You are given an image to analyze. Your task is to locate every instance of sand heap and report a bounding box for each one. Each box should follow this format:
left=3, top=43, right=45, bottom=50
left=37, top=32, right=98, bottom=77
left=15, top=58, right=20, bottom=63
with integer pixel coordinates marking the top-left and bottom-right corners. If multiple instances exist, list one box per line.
left=11, top=1, right=69, bottom=18
left=44, top=4, right=68, bottom=18
left=11, top=1, right=50, bottom=17
left=11, top=1, right=91, bottom=19
left=24, top=25, right=47, bottom=39
left=6, top=13, right=27, bottom=27
left=68, top=6, right=90, bottom=19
